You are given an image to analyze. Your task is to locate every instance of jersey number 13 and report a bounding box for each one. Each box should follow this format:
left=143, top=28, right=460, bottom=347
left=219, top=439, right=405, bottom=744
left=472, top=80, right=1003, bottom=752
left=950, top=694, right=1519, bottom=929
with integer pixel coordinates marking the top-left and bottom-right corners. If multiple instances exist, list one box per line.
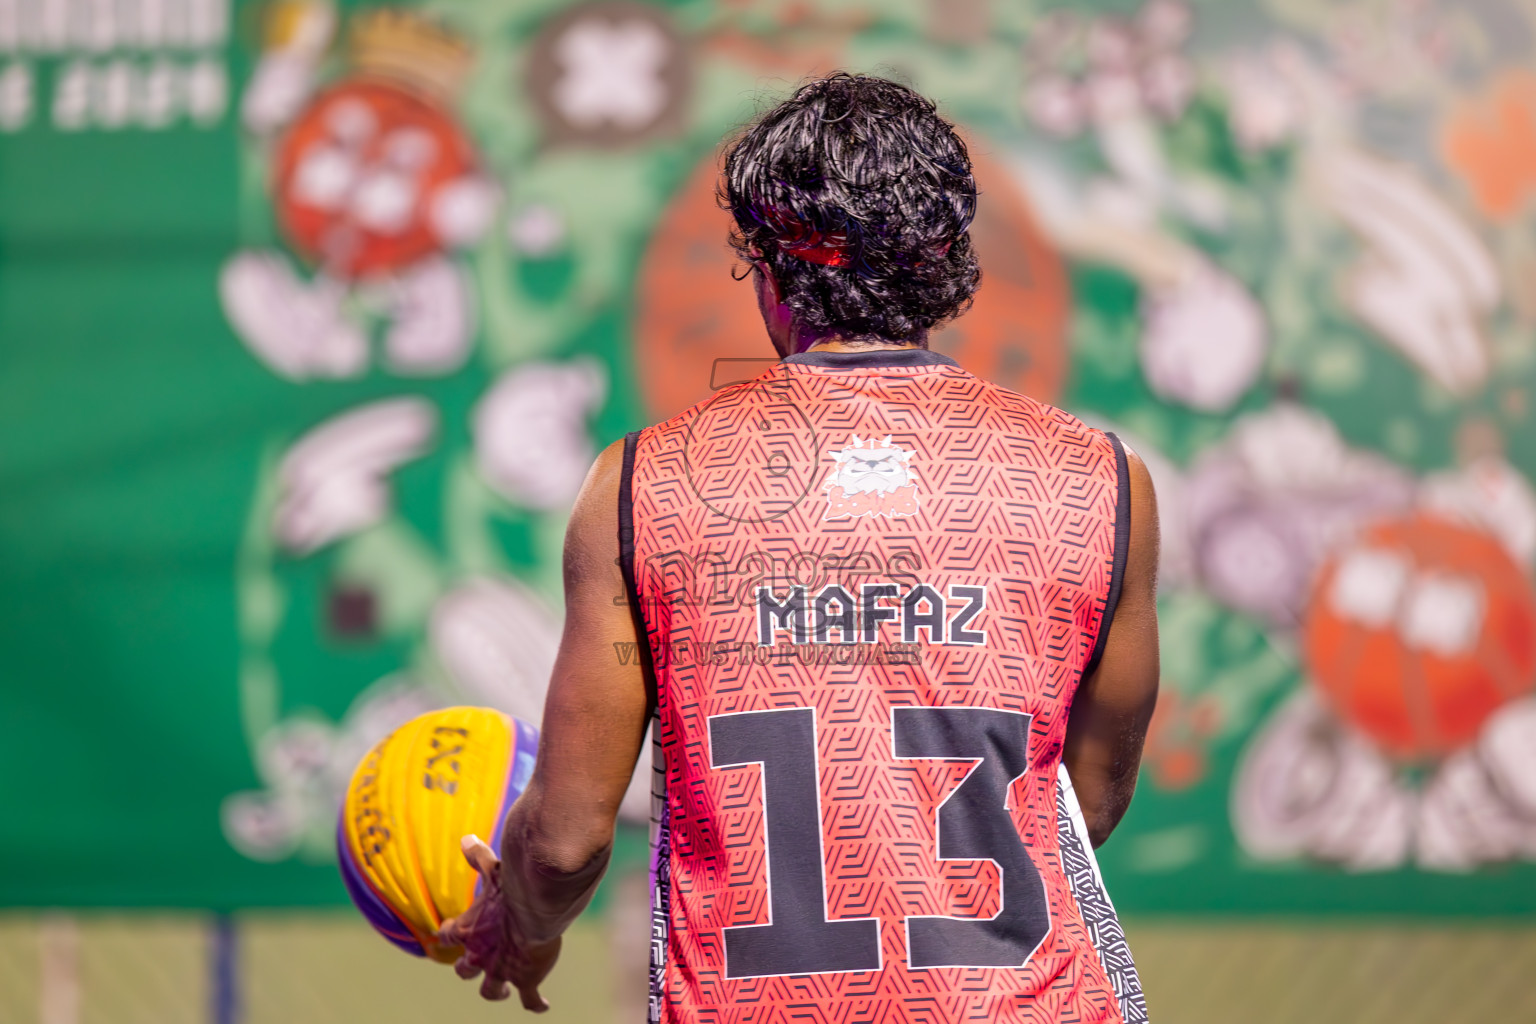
left=708, top=705, right=1051, bottom=979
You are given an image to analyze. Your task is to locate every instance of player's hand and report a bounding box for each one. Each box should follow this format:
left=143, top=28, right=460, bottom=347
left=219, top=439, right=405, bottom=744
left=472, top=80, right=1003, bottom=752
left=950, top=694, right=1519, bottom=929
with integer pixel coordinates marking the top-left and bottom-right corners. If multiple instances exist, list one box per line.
left=437, top=834, right=562, bottom=1012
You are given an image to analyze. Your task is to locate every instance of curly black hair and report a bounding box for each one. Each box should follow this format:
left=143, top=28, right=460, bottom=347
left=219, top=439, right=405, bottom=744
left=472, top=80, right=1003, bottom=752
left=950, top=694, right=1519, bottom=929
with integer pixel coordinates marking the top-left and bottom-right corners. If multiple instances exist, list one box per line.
left=719, top=72, right=980, bottom=345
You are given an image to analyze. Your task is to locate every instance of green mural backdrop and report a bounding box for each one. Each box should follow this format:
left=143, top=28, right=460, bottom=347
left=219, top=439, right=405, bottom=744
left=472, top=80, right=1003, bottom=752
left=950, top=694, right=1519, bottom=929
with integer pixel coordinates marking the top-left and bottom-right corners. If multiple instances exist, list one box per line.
left=5, top=0, right=1536, bottom=914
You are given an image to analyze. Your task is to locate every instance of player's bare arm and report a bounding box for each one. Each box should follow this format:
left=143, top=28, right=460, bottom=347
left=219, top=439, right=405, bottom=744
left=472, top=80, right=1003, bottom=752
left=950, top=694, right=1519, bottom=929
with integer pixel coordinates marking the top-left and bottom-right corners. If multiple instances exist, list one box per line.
left=438, top=436, right=647, bottom=1009
left=1063, top=446, right=1161, bottom=848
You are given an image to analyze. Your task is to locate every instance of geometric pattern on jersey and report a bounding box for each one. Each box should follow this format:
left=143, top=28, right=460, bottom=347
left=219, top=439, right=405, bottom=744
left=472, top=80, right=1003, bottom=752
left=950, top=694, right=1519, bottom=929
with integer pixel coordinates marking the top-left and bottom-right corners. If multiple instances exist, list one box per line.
left=627, top=349, right=1130, bottom=1024
left=1055, top=765, right=1149, bottom=1023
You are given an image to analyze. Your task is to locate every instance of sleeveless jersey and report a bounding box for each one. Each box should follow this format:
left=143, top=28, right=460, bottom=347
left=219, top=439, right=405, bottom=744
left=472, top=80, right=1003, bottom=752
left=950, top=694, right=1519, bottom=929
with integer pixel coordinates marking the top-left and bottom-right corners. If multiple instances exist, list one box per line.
left=620, top=348, right=1146, bottom=1024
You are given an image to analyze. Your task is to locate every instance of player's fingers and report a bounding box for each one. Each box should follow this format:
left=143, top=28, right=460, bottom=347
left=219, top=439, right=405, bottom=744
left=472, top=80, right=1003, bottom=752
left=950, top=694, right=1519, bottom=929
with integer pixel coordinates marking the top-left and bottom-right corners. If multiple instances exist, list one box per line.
left=479, top=972, right=512, bottom=1001
left=436, top=915, right=462, bottom=944
left=454, top=954, right=483, bottom=981
left=518, top=983, right=550, bottom=1014
left=460, top=833, right=501, bottom=878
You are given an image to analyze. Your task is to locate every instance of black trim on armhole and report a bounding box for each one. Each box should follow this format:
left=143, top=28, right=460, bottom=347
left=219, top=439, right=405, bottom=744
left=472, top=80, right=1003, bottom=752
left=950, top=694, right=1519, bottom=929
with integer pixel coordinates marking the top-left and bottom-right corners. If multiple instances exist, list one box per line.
left=618, top=430, right=658, bottom=715
left=1084, top=431, right=1132, bottom=678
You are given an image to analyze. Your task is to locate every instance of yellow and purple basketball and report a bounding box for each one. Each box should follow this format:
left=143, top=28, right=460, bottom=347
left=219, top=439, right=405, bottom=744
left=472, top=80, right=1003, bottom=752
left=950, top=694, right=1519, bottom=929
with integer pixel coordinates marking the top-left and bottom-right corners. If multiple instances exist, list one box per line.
left=337, top=706, right=538, bottom=962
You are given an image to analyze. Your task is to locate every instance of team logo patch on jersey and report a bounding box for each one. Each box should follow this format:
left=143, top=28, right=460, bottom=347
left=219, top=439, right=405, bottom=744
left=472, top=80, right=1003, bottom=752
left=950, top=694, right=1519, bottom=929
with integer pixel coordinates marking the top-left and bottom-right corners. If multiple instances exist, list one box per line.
left=822, top=434, right=920, bottom=520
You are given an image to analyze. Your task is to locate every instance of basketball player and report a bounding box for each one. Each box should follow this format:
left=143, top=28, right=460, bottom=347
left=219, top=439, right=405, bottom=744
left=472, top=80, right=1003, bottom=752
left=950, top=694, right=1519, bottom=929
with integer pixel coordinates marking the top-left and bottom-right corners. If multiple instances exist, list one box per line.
left=439, top=73, right=1160, bottom=1023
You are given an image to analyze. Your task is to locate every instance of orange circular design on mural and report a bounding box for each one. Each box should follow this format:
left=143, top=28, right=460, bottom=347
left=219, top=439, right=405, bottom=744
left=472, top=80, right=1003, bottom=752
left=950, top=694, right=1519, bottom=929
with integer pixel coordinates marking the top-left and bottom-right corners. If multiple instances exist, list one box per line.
left=274, top=80, right=479, bottom=279
left=1304, top=515, right=1536, bottom=760
left=633, top=146, right=1069, bottom=421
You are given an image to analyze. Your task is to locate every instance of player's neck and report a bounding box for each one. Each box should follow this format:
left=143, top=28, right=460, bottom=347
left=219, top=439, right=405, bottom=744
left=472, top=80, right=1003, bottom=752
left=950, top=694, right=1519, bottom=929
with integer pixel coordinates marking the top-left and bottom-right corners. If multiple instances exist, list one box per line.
left=800, top=333, right=929, bottom=354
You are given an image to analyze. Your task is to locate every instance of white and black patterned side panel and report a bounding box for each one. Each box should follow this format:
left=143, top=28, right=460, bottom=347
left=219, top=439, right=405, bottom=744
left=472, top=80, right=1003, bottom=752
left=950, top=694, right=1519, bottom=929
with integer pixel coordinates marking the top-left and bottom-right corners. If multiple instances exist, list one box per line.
left=1056, top=764, right=1149, bottom=1023
left=647, top=729, right=670, bottom=1024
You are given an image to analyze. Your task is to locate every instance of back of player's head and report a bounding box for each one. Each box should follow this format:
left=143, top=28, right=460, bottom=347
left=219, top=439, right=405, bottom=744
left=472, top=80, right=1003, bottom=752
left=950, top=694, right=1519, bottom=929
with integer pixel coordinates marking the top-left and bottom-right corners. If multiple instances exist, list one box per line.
left=720, top=72, right=981, bottom=346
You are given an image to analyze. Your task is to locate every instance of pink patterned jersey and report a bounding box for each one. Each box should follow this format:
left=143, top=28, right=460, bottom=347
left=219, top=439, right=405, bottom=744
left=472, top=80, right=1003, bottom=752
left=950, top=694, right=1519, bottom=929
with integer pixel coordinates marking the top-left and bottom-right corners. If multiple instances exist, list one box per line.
left=620, top=349, right=1144, bottom=1024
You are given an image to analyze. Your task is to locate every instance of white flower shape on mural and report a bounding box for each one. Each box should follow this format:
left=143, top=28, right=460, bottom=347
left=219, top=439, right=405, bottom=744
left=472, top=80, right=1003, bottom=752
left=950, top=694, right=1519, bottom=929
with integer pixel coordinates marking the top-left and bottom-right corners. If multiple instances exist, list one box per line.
left=1420, top=456, right=1536, bottom=571
left=380, top=255, right=479, bottom=376
left=273, top=397, right=438, bottom=554
left=429, top=576, right=560, bottom=729
left=1315, top=150, right=1499, bottom=397
left=220, top=251, right=368, bottom=381
left=1417, top=743, right=1532, bottom=872
left=550, top=15, right=671, bottom=130
left=1023, top=1, right=1195, bottom=136
left=1139, top=261, right=1268, bottom=414
left=473, top=359, right=609, bottom=510
left=1233, top=690, right=1416, bottom=870
left=1218, top=43, right=1309, bottom=154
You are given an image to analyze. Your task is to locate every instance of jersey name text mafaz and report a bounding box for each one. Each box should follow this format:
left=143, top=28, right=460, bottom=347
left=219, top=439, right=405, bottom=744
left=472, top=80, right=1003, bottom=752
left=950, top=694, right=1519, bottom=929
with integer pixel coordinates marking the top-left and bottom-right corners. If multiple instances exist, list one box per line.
left=755, top=584, right=986, bottom=647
